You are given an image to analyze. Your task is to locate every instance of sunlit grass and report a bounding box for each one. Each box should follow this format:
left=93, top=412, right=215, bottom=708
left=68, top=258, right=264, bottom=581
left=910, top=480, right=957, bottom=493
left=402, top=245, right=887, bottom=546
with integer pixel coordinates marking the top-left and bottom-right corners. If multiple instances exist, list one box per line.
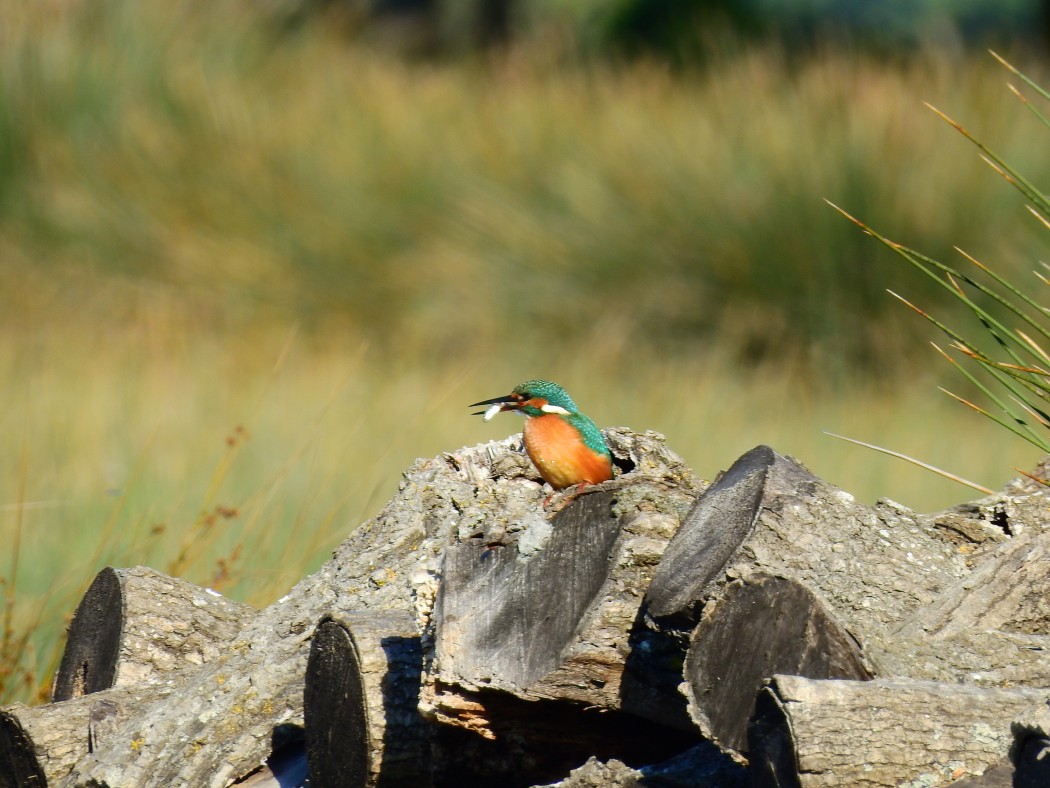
left=1, top=1, right=1049, bottom=370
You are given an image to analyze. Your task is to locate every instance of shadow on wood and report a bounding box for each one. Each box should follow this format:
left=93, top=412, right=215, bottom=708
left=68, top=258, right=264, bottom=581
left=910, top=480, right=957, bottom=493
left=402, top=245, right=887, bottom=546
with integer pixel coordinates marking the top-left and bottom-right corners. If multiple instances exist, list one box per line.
left=304, top=610, right=428, bottom=788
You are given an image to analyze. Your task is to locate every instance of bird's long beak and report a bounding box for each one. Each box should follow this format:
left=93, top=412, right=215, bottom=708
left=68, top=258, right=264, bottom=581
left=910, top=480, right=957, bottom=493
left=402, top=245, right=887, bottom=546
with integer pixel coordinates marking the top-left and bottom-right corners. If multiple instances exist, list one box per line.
left=470, top=394, right=518, bottom=421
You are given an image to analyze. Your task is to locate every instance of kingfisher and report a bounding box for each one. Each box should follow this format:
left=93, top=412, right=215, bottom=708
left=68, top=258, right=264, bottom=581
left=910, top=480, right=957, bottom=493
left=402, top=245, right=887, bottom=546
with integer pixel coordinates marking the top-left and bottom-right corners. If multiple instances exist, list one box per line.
left=471, top=380, right=613, bottom=492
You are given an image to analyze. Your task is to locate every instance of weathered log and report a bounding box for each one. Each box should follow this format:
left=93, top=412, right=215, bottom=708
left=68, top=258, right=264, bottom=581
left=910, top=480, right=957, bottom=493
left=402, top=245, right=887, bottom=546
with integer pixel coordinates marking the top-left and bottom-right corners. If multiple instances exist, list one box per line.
left=65, top=429, right=692, bottom=787
left=423, top=430, right=703, bottom=752
left=946, top=760, right=1014, bottom=787
left=52, top=566, right=253, bottom=701
left=0, top=684, right=171, bottom=787
left=682, top=573, right=873, bottom=754
left=748, top=675, right=1049, bottom=787
left=644, top=444, right=774, bottom=626
left=863, top=527, right=1050, bottom=686
left=892, top=525, right=1050, bottom=640
left=427, top=489, right=695, bottom=728
left=646, top=446, right=1001, bottom=632
left=43, top=436, right=1049, bottom=786
left=645, top=446, right=1045, bottom=755
left=303, top=610, right=429, bottom=787
left=418, top=430, right=706, bottom=784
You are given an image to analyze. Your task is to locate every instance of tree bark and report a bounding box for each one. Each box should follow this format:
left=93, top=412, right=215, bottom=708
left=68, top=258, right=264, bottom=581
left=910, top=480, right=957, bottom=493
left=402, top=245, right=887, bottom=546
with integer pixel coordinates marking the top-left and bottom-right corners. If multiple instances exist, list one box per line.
left=893, top=526, right=1050, bottom=639
left=0, top=684, right=171, bottom=787
left=64, top=428, right=694, bottom=787
left=644, top=446, right=1042, bottom=756
left=645, top=446, right=1002, bottom=633
left=303, top=610, right=429, bottom=787
left=946, top=761, right=1015, bottom=787
left=52, top=566, right=252, bottom=701
left=535, top=743, right=747, bottom=787
left=867, top=527, right=1050, bottom=686
left=426, top=487, right=695, bottom=729
left=418, top=430, right=705, bottom=784
left=16, top=438, right=1049, bottom=786
left=682, top=573, right=872, bottom=754
left=748, top=675, right=1049, bottom=787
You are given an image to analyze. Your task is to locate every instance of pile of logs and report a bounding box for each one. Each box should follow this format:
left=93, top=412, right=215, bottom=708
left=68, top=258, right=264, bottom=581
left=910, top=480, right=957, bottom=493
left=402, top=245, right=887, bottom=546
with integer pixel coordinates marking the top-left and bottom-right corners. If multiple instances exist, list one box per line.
left=2, top=429, right=1049, bottom=786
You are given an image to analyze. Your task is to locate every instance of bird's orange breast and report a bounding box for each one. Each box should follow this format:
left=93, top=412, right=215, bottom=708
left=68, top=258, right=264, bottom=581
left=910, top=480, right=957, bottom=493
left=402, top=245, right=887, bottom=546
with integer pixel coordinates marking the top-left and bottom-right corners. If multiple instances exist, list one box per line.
left=522, top=415, right=612, bottom=490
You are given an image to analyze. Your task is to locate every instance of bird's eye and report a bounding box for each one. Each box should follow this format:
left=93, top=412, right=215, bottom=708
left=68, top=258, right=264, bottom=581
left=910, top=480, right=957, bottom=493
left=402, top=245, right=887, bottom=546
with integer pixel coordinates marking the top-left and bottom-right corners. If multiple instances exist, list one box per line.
left=516, top=392, right=529, bottom=401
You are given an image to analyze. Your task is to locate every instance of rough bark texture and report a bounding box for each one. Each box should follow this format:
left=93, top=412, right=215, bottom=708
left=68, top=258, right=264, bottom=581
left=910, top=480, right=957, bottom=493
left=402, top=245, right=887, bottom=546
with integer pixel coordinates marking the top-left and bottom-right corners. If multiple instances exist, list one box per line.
left=63, top=428, right=694, bottom=787
left=0, top=684, right=171, bottom=788
left=52, top=566, right=253, bottom=701
left=418, top=429, right=706, bottom=785
left=946, top=761, right=1015, bottom=787
left=304, top=610, right=429, bottom=787
left=748, top=675, right=1049, bottom=787
left=894, top=527, right=1050, bottom=638
left=682, top=573, right=873, bottom=754
left=427, top=484, right=696, bottom=730
left=647, top=446, right=1049, bottom=756
left=866, top=526, right=1050, bottom=686
left=4, top=437, right=1050, bottom=787
left=538, top=743, right=747, bottom=787
left=646, top=447, right=997, bottom=633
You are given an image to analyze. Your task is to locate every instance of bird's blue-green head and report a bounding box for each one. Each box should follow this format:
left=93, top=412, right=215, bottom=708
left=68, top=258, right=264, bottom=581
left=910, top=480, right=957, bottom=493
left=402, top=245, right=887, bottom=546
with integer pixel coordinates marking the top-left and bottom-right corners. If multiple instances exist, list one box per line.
left=471, top=379, right=578, bottom=420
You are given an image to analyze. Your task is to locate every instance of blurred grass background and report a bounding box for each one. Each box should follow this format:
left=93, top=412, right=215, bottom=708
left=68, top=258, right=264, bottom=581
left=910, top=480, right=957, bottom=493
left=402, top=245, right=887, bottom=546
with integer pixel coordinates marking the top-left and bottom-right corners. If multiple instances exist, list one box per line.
left=2, top=0, right=1049, bottom=702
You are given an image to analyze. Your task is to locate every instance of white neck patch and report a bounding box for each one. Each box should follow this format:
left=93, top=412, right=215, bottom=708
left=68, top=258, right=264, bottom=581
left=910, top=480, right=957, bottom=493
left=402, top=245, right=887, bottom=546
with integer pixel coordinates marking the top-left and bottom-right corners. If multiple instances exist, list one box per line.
left=540, top=403, right=571, bottom=415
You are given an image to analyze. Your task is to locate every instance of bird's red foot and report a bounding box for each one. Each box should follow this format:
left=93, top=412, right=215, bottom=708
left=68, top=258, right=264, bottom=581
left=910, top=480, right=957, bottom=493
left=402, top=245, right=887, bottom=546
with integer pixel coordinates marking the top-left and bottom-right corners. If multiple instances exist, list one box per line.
left=543, top=482, right=593, bottom=513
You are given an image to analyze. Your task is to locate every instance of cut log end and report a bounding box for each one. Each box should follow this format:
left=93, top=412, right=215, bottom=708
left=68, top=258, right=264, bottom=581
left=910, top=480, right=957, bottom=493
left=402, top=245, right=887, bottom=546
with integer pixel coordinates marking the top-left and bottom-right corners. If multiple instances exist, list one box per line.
left=304, top=610, right=429, bottom=788
left=751, top=675, right=1049, bottom=786
left=433, top=490, right=621, bottom=691
left=305, top=620, right=371, bottom=787
left=645, top=444, right=779, bottom=626
left=52, top=566, right=253, bottom=703
left=684, top=574, right=872, bottom=756
left=0, top=709, right=48, bottom=788
left=52, top=568, right=123, bottom=701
